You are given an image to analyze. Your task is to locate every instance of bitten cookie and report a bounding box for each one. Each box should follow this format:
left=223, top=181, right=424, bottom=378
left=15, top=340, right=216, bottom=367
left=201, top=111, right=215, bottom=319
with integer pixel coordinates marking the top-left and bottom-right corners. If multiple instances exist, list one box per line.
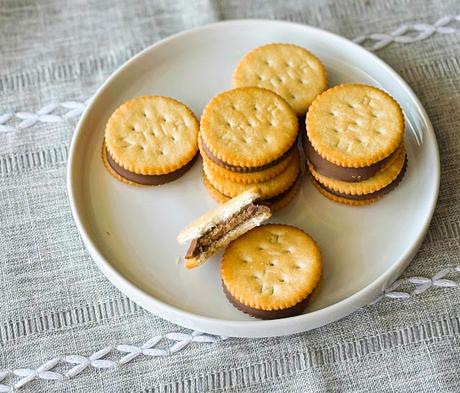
left=233, top=43, right=328, bottom=115
left=221, top=224, right=322, bottom=319
left=200, top=87, right=298, bottom=170
left=104, top=96, right=199, bottom=185
left=306, top=84, right=404, bottom=168
left=177, top=189, right=271, bottom=269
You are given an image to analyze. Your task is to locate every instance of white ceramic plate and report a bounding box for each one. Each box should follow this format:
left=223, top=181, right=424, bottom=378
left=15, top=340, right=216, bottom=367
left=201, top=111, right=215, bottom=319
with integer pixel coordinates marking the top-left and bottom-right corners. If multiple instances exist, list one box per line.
left=67, top=20, right=439, bottom=338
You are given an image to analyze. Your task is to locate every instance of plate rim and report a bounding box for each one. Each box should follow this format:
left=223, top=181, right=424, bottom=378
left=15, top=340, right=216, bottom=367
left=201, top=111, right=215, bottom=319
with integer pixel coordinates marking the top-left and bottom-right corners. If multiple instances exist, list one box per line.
left=67, top=19, right=440, bottom=337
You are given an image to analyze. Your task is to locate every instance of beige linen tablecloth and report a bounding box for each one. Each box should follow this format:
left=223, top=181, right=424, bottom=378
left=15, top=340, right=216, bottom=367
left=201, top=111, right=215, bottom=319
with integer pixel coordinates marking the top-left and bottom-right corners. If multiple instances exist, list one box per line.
left=0, top=0, right=459, bottom=391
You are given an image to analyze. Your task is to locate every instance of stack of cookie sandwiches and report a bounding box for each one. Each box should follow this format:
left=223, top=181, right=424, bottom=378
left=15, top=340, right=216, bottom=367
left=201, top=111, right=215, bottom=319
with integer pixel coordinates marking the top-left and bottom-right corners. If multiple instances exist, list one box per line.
left=103, top=96, right=199, bottom=186
left=304, top=84, right=407, bottom=205
left=200, top=86, right=301, bottom=211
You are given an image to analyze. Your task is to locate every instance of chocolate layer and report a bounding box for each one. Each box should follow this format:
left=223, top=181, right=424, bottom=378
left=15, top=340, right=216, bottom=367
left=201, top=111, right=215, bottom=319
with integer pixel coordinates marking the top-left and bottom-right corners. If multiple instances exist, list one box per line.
left=201, top=138, right=297, bottom=173
left=106, top=148, right=196, bottom=185
left=258, top=174, right=300, bottom=206
left=185, top=204, right=270, bottom=259
left=320, top=156, right=407, bottom=201
left=223, top=283, right=310, bottom=320
left=303, top=136, right=398, bottom=182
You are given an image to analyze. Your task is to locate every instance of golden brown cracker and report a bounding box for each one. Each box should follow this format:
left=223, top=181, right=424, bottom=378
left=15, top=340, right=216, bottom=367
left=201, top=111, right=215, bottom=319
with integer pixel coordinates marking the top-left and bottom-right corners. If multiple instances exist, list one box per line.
left=221, top=224, right=322, bottom=310
left=105, top=96, right=199, bottom=175
left=306, top=84, right=404, bottom=167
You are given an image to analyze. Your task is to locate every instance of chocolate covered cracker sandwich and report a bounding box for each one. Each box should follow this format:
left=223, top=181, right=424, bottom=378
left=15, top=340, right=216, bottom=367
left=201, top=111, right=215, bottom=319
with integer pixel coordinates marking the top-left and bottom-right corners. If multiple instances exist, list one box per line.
left=199, top=87, right=301, bottom=211
left=103, top=96, right=199, bottom=186
left=177, top=189, right=271, bottom=269
left=221, top=224, right=322, bottom=319
left=304, top=84, right=407, bottom=205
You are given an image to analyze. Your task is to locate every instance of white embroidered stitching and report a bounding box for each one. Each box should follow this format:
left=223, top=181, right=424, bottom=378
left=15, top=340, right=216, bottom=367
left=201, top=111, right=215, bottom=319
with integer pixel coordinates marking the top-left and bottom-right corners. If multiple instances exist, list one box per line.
left=354, top=14, right=460, bottom=50
left=0, top=99, right=91, bottom=132
left=0, top=266, right=457, bottom=390
left=0, top=331, right=226, bottom=390
left=369, top=265, right=460, bottom=304
left=1, top=16, right=459, bottom=132
left=0, top=15, right=458, bottom=391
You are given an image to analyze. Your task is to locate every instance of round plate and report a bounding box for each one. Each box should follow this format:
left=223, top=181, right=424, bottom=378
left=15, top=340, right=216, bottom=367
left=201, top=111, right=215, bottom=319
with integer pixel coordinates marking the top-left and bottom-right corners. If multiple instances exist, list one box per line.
left=67, top=20, right=439, bottom=338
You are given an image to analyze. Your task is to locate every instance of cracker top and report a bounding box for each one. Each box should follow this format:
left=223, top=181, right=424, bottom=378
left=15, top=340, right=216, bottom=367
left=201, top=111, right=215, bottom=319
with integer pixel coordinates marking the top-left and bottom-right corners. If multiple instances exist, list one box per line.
left=105, top=96, right=199, bottom=175
left=200, top=87, right=298, bottom=168
left=306, top=84, right=404, bottom=168
left=222, top=224, right=322, bottom=310
left=233, top=43, right=328, bottom=115
left=177, top=188, right=262, bottom=244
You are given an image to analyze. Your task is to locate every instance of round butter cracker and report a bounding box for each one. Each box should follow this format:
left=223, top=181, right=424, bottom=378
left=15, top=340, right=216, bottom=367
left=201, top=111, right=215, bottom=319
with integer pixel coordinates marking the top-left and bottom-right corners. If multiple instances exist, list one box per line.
left=221, top=224, right=322, bottom=311
left=233, top=43, right=328, bottom=115
left=306, top=84, right=404, bottom=167
left=105, top=96, right=199, bottom=175
left=200, top=87, right=298, bottom=168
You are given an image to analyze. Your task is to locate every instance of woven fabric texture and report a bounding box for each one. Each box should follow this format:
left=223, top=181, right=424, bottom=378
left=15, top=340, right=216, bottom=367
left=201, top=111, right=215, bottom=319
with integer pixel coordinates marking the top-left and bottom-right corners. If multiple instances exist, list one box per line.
left=1, top=0, right=459, bottom=391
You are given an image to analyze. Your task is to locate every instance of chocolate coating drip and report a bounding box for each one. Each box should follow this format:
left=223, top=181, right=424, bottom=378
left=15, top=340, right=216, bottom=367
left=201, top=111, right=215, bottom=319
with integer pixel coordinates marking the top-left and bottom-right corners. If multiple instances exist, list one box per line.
left=303, top=136, right=398, bottom=182
left=106, top=148, right=196, bottom=185
left=222, top=284, right=310, bottom=320
left=201, top=139, right=296, bottom=173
